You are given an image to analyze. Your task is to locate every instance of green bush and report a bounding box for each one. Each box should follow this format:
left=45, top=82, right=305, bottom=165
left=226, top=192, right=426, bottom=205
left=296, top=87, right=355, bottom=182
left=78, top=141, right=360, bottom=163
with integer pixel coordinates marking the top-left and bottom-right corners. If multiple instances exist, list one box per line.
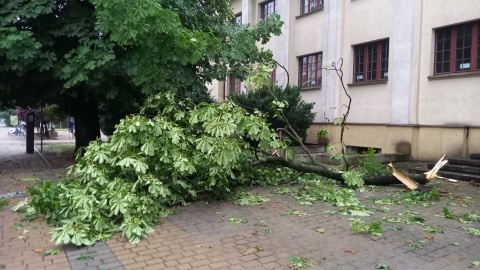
left=0, top=109, right=16, bottom=126
left=229, top=85, right=315, bottom=141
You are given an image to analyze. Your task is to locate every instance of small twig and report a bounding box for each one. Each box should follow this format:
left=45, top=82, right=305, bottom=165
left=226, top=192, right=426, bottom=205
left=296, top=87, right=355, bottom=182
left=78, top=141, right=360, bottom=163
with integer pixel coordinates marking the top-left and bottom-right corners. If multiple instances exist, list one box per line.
left=263, top=87, right=316, bottom=164
left=273, top=60, right=289, bottom=86
left=330, top=58, right=351, bottom=170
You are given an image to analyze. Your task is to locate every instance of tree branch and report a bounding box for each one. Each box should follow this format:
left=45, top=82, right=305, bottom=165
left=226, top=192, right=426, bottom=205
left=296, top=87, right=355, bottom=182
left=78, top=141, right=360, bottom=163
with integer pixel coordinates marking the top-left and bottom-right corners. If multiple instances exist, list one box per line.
left=252, top=156, right=428, bottom=186
left=273, top=59, right=289, bottom=86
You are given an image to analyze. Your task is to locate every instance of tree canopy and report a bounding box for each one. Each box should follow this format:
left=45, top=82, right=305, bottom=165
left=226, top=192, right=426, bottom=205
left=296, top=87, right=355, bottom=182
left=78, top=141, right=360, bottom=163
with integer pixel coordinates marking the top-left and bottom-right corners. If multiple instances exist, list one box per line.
left=0, top=0, right=282, bottom=150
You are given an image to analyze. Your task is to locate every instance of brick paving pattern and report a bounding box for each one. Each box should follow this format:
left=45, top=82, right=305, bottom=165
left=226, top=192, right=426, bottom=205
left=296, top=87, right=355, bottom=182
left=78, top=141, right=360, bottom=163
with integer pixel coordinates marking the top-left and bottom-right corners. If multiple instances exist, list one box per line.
left=1, top=126, right=480, bottom=269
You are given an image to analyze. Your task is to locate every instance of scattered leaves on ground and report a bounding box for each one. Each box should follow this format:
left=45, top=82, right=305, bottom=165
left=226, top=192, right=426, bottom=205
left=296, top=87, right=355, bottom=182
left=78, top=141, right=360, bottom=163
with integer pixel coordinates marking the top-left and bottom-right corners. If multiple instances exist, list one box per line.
left=42, top=249, right=61, bottom=256
left=288, top=256, right=313, bottom=270
left=423, top=226, right=443, bottom=233
left=386, top=225, right=402, bottom=231
left=76, top=251, right=96, bottom=261
left=227, top=217, right=248, bottom=226
left=463, top=227, right=480, bottom=236
left=20, top=177, right=39, bottom=181
left=234, top=191, right=270, bottom=206
left=407, top=241, right=424, bottom=250
left=276, top=188, right=293, bottom=195
left=349, top=218, right=383, bottom=236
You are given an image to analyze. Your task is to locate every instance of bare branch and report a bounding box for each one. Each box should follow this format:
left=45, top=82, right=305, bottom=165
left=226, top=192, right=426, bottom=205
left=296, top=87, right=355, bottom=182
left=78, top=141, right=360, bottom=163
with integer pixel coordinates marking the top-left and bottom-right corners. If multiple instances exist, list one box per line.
left=330, top=58, right=352, bottom=169
left=273, top=59, right=289, bottom=86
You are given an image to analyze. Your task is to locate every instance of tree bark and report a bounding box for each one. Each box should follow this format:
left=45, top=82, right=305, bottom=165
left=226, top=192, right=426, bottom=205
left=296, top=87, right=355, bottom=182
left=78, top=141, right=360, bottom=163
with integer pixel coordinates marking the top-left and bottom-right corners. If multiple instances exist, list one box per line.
left=253, top=156, right=428, bottom=186
left=73, top=91, right=101, bottom=155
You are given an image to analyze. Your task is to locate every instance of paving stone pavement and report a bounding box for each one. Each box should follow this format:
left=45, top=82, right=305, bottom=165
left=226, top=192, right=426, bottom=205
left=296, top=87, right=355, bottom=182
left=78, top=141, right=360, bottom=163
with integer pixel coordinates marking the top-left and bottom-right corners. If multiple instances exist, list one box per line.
left=106, top=184, right=480, bottom=270
left=1, top=126, right=480, bottom=269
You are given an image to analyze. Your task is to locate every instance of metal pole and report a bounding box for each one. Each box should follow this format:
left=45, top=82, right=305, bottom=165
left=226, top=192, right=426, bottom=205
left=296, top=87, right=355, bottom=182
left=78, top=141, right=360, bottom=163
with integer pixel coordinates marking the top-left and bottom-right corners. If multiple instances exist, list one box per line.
left=40, top=106, right=43, bottom=151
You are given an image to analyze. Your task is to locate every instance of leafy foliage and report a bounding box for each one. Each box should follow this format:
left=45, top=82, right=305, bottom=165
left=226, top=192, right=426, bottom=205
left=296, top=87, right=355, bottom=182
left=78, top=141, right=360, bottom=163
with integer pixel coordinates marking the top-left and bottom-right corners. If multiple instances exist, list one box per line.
left=349, top=218, right=384, bottom=236
left=22, top=97, right=286, bottom=244
left=229, top=85, right=315, bottom=141
left=403, top=189, right=440, bottom=203
left=423, top=226, right=443, bottom=233
left=408, top=241, right=424, bottom=250
left=296, top=182, right=360, bottom=208
left=226, top=217, right=248, bottom=226
left=342, top=171, right=364, bottom=188
left=464, top=227, right=480, bottom=236
left=0, top=0, right=283, bottom=151
left=444, top=207, right=480, bottom=224
left=42, top=249, right=61, bottom=256
left=288, top=256, right=313, bottom=270
left=0, top=198, right=9, bottom=212
left=357, top=148, right=389, bottom=176
left=234, top=191, right=270, bottom=206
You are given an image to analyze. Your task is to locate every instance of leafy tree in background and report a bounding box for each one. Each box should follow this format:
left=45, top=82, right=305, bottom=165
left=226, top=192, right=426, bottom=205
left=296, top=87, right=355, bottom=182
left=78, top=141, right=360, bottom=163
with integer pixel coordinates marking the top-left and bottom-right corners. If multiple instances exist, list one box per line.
left=229, top=85, right=315, bottom=141
left=0, top=0, right=140, bottom=151
left=0, top=0, right=281, bottom=151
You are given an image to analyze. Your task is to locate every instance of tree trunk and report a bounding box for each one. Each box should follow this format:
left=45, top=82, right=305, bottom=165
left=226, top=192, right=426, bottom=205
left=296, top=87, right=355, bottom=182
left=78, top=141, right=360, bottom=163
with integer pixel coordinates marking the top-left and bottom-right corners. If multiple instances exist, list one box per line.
left=253, top=156, right=428, bottom=186
left=73, top=92, right=101, bottom=156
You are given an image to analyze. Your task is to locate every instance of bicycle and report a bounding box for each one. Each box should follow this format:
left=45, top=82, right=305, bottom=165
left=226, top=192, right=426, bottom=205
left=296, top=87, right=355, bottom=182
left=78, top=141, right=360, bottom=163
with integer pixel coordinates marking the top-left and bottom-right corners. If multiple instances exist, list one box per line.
left=8, top=125, right=26, bottom=137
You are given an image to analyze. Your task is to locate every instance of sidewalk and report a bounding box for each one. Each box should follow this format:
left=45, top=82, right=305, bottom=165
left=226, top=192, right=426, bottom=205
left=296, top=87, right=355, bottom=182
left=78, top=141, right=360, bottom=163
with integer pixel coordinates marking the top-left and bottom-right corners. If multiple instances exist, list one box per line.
left=1, top=126, right=480, bottom=269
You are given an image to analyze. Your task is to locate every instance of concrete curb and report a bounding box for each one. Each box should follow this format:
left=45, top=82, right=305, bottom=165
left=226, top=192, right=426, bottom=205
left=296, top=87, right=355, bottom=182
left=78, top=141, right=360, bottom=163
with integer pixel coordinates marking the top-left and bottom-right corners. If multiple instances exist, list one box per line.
left=34, top=147, right=52, bottom=168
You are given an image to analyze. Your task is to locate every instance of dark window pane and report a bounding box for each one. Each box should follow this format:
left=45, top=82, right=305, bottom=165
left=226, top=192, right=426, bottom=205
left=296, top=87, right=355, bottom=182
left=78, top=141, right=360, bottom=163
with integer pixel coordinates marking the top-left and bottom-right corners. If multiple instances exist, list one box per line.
left=434, top=26, right=453, bottom=74
left=455, top=23, right=473, bottom=72
left=443, top=62, right=450, bottom=73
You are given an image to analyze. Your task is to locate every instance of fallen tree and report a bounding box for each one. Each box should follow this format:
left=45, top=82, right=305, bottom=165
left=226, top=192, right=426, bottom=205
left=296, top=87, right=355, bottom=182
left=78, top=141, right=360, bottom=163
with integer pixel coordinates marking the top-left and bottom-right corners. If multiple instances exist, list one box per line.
left=15, top=93, right=430, bottom=245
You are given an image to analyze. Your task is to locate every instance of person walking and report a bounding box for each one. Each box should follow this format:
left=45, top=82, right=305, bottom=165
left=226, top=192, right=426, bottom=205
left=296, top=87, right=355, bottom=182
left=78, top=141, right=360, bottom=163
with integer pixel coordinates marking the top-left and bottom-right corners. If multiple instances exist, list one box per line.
left=68, top=117, right=75, bottom=139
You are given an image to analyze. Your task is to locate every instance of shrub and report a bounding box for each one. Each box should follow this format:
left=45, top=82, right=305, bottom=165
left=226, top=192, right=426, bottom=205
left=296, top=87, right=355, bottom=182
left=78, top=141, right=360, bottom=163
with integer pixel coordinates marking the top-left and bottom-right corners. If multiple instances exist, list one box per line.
left=229, top=85, right=315, bottom=141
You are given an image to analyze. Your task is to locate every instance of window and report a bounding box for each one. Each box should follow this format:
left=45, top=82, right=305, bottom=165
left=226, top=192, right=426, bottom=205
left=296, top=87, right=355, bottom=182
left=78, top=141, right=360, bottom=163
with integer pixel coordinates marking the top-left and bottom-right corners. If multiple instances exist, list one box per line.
left=270, top=68, right=276, bottom=84
left=261, top=0, right=277, bottom=19
left=353, top=39, right=389, bottom=82
left=233, top=13, right=242, bottom=24
left=301, top=0, right=323, bottom=15
left=299, top=53, right=322, bottom=88
left=434, top=21, right=480, bottom=74
left=229, top=75, right=242, bottom=96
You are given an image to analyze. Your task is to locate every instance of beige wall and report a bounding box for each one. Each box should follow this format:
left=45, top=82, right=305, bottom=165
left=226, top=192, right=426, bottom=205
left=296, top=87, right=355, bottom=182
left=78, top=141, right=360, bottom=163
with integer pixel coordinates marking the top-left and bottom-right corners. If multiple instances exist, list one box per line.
left=232, top=0, right=242, bottom=14
left=417, top=0, right=480, bottom=126
left=340, top=0, right=395, bottom=124
left=308, top=123, right=480, bottom=161
left=212, top=0, right=480, bottom=159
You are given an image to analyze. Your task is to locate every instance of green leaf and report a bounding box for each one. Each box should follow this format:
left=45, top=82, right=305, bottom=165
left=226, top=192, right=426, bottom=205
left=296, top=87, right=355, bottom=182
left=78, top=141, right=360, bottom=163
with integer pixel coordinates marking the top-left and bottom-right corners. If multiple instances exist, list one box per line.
left=316, top=128, right=329, bottom=138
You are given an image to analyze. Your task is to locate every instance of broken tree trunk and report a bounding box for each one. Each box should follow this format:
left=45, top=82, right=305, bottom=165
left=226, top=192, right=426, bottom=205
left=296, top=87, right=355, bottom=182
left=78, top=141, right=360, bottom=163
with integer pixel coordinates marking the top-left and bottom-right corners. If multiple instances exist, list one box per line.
left=253, top=156, right=427, bottom=186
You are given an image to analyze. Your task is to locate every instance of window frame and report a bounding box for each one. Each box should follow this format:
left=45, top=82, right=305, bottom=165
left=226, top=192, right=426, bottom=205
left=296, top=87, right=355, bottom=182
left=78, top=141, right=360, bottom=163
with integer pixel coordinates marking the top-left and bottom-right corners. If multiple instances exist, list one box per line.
left=300, top=0, right=324, bottom=16
left=228, top=75, right=242, bottom=96
left=232, top=12, right=242, bottom=24
left=352, top=39, right=389, bottom=83
left=434, top=20, right=480, bottom=75
left=270, top=68, right=277, bottom=84
left=298, top=52, right=323, bottom=89
left=260, top=0, right=277, bottom=20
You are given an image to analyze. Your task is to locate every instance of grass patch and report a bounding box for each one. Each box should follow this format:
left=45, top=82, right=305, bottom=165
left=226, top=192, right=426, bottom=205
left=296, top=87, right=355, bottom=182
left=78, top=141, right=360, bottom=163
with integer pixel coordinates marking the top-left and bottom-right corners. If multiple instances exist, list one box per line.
left=43, top=144, right=75, bottom=155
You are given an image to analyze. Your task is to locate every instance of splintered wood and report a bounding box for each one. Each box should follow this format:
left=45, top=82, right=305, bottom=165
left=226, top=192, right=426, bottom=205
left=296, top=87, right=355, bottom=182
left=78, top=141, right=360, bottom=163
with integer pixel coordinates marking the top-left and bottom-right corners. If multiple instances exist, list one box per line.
left=389, top=155, right=447, bottom=190
left=389, top=163, right=418, bottom=190
left=424, top=155, right=448, bottom=181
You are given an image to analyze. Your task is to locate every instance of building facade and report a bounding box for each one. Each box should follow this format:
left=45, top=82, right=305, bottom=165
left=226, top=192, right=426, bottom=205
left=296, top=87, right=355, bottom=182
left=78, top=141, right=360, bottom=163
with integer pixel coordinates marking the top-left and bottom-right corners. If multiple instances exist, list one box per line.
left=209, top=0, right=480, bottom=161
